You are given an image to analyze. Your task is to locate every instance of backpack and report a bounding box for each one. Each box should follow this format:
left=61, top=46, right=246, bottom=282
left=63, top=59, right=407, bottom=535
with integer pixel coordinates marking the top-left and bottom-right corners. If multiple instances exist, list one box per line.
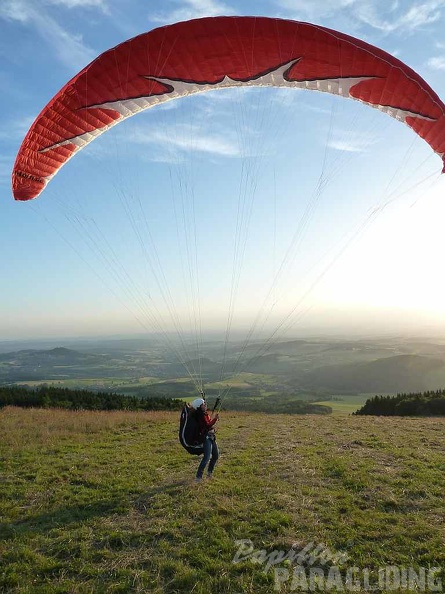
left=179, top=404, right=204, bottom=455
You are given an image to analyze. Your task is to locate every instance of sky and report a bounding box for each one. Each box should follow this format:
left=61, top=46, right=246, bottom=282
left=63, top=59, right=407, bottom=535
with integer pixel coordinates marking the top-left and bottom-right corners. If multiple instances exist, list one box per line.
left=2, top=0, right=445, bottom=343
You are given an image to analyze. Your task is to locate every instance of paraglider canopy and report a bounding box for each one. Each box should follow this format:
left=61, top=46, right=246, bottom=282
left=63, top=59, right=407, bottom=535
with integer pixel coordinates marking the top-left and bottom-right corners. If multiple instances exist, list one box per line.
left=12, top=16, right=445, bottom=201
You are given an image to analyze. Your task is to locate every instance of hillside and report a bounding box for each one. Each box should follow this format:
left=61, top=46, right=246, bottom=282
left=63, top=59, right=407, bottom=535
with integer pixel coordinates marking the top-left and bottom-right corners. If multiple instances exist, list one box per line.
left=0, top=347, right=105, bottom=364
left=3, top=336, right=445, bottom=400
left=300, top=354, right=445, bottom=393
left=0, top=347, right=115, bottom=382
left=1, top=407, right=444, bottom=593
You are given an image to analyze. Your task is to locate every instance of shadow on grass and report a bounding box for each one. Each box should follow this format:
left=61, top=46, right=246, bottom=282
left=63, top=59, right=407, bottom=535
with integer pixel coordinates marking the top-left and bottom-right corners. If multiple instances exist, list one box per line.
left=0, top=479, right=192, bottom=540
left=0, top=498, right=125, bottom=540
left=133, top=478, right=191, bottom=513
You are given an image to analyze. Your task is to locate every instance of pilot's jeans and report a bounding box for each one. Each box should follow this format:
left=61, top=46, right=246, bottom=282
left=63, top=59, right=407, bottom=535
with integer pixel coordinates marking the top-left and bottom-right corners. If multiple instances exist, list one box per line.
left=196, top=435, right=219, bottom=478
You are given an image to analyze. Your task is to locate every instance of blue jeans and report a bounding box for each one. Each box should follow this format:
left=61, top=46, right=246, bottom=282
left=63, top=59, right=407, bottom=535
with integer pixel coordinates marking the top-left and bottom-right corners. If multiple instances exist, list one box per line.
left=196, top=436, right=219, bottom=478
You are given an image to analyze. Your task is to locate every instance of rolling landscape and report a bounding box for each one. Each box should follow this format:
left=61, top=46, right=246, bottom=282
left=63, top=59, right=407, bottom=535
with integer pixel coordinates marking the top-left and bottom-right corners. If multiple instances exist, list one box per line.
left=2, top=334, right=445, bottom=414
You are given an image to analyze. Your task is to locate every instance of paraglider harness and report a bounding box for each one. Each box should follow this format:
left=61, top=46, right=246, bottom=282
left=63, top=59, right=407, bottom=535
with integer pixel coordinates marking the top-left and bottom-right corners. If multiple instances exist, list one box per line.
left=179, top=394, right=220, bottom=455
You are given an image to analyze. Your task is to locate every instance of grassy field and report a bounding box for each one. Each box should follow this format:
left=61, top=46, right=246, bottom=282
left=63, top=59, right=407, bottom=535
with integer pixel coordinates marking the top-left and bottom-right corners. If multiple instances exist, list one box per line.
left=312, top=400, right=361, bottom=415
left=14, top=372, right=279, bottom=394
left=312, top=394, right=372, bottom=415
left=12, top=375, right=373, bottom=414
left=1, top=407, right=444, bottom=593
left=206, top=372, right=279, bottom=390
left=15, top=377, right=161, bottom=390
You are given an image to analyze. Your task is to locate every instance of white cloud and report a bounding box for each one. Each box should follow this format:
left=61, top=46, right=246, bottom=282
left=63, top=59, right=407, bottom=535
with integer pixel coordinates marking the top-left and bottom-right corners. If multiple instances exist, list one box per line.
left=400, top=1, right=445, bottom=29
left=355, top=1, right=445, bottom=33
left=0, top=0, right=98, bottom=70
left=277, top=0, right=357, bottom=21
left=0, top=116, right=35, bottom=141
left=295, top=100, right=333, bottom=116
left=0, top=0, right=30, bottom=22
left=328, top=131, right=376, bottom=152
left=276, top=0, right=445, bottom=34
left=150, top=0, right=235, bottom=25
left=131, top=124, right=243, bottom=158
left=328, top=139, right=365, bottom=152
left=32, top=13, right=96, bottom=70
left=169, top=133, right=240, bottom=156
left=46, top=0, right=107, bottom=8
left=0, top=156, right=12, bottom=183
left=427, top=55, right=445, bottom=69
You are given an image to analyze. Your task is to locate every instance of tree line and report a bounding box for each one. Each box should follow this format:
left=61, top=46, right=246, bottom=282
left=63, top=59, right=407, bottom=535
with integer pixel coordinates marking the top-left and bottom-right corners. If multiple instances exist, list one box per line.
left=223, top=393, right=332, bottom=415
left=355, top=389, right=445, bottom=416
left=0, top=385, right=183, bottom=411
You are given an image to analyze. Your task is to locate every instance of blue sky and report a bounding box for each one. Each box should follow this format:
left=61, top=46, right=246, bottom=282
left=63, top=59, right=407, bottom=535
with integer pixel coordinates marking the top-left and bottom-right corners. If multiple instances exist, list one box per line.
left=2, top=0, right=445, bottom=341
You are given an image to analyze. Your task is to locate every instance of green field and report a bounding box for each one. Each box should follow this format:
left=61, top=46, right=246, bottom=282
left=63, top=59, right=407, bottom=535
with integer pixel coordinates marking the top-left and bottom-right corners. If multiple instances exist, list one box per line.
left=13, top=372, right=306, bottom=406
left=312, top=400, right=362, bottom=414
left=1, top=407, right=444, bottom=593
left=312, top=394, right=372, bottom=415
left=206, top=372, right=279, bottom=390
left=3, top=369, right=396, bottom=416
left=14, top=372, right=280, bottom=393
left=16, top=377, right=161, bottom=390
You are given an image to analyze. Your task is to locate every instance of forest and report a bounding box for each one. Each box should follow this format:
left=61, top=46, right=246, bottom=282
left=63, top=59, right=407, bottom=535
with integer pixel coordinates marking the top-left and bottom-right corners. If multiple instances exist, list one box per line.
left=0, top=385, right=182, bottom=411
left=356, top=389, right=445, bottom=416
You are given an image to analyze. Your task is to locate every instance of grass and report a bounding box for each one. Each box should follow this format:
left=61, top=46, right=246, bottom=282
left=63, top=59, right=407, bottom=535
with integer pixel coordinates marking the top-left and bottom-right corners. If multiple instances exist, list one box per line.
left=310, top=394, right=369, bottom=415
left=15, top=377, right=161, bottom=389
left=313, top=400, right=361, bottom=414
left=206, top=372, right=278, bottom=390
left=0, top=407, right=444, bottom=593
left=313, top=395, right=371, bottom=415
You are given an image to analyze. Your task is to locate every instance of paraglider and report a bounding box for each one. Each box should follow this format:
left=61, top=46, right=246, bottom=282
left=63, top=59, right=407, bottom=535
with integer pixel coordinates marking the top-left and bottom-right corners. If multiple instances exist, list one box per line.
left=12, top=16, right=445, bottom=202
left=11, top=16, right=445, bottom=409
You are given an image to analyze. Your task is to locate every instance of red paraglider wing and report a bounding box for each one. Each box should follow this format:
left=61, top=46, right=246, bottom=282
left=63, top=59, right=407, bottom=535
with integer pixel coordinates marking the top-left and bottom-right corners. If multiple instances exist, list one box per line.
left=12, top=16, right=445, bottom=201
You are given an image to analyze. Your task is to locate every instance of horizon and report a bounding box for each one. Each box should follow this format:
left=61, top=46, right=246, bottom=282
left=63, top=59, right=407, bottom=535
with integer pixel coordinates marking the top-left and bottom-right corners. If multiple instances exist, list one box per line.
left=3, top=323, right=445, bottom=351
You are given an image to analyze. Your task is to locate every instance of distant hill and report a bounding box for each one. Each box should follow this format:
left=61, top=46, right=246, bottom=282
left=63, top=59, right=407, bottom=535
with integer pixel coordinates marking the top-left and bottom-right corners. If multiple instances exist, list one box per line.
left=244, top=353, right=298, bottom=375
left=162, top=357, right=236, bottom=380
left=3, top=338, right=445, bottom=396
left=0, top=347, right=115, bottom=383
left=301, top=354, right=445, bottom=393
left=182, top=357, right=228, bottom=375
left=0, top=347, right=109, bottom=366
left=228, top=339, right=317, bottom=357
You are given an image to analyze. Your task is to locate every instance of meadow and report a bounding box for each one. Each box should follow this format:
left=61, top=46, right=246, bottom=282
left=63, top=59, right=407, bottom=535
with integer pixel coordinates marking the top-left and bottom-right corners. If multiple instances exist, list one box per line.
left=311, top=394, right=371, bottom=415
left=1, top=407, right=444, bottom=593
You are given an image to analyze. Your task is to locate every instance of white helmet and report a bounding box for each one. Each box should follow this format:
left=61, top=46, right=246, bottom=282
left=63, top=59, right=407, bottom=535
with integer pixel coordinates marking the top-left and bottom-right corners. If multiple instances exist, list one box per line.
left=191, top=398, right=205, bottom=409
